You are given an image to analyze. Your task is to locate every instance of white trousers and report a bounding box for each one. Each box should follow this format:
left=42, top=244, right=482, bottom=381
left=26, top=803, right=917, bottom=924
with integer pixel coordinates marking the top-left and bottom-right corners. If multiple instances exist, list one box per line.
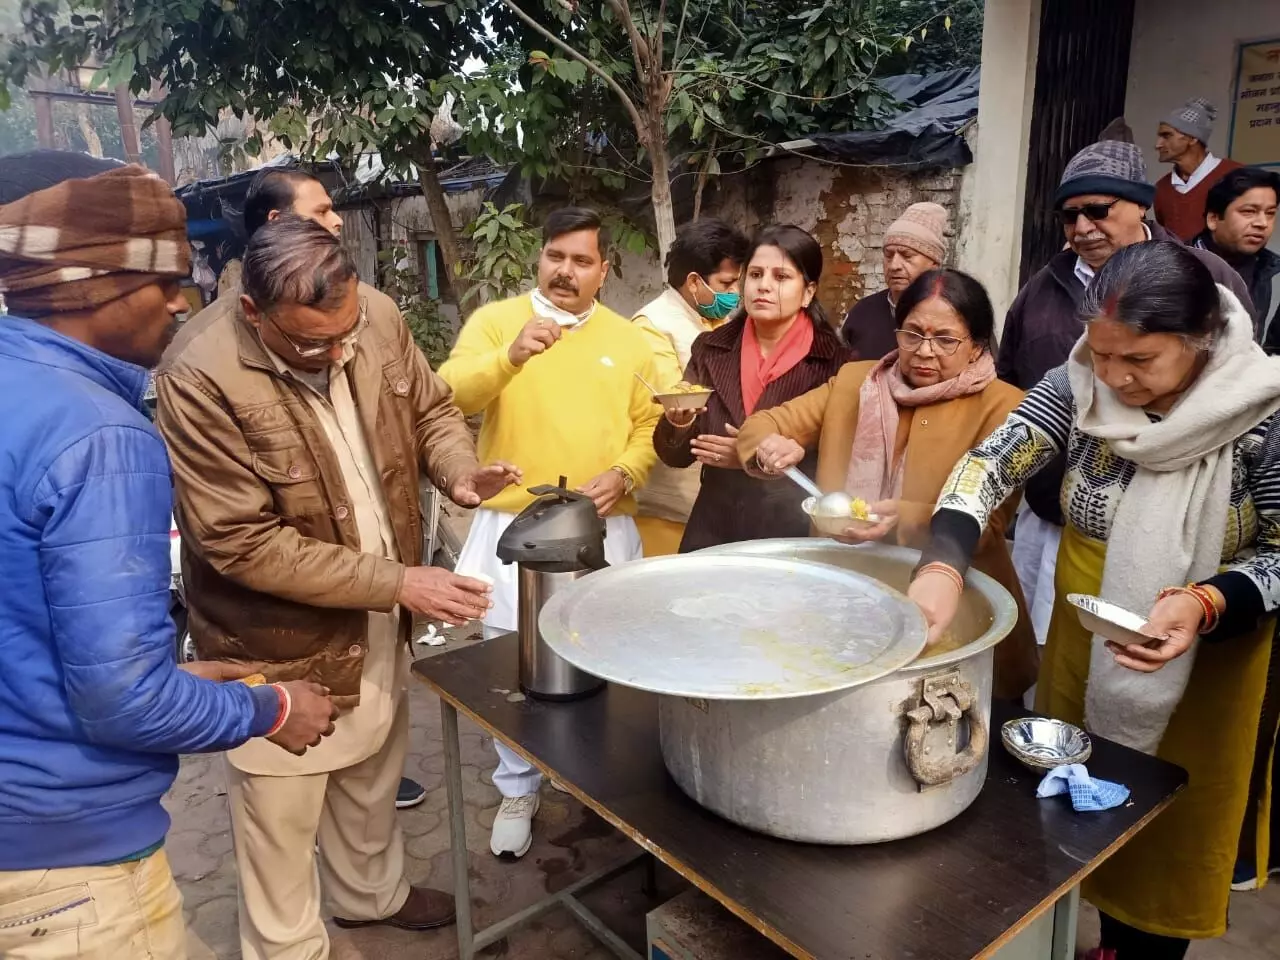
left=1011, top=509, right=1063, bottom=709
left=456, top=508, right=643, bottom=798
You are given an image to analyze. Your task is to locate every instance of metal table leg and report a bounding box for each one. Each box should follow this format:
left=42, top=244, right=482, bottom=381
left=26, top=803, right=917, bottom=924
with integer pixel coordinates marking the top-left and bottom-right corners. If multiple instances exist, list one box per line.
left=441, top=700, right=475, bottom=960
left=437, top=698, right=647, bottom=960
left=1049, top=886, right=1080, bottom=960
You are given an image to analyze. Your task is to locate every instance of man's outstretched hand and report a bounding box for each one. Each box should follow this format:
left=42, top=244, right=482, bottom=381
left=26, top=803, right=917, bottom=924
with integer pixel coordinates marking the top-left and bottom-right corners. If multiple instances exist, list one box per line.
left=450, top=462, right=523, bottom=507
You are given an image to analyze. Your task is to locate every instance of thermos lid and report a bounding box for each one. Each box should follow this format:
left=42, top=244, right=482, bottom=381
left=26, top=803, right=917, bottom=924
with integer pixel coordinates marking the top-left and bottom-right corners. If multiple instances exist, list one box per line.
left=496, top=477, right=607, bottom=569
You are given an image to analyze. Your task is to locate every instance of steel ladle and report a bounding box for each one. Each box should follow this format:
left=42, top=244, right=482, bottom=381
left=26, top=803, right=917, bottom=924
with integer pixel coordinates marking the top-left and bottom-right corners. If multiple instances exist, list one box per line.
left=781, top=467, right=855, bottom=517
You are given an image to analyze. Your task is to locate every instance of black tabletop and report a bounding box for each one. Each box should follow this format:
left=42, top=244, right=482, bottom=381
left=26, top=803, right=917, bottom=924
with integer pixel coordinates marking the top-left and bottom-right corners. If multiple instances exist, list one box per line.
left=413, top=635, right=1186, bottom=960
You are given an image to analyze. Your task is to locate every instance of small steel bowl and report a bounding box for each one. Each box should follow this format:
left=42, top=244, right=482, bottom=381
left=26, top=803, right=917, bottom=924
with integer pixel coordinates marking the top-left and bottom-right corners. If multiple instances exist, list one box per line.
left=801, top=496, right=887, bottom=538
left=1001, top=717, right=1092, bottom=773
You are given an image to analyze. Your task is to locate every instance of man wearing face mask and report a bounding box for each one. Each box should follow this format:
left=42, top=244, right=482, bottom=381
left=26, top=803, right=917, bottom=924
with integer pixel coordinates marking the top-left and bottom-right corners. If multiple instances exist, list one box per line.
left=630, top=217, right=749, bottom=556
left=840, top=202, right=948, bottom=360
left=439, top=206, right=661, bottom=859
left=997, top=136, right=1251, bottom=667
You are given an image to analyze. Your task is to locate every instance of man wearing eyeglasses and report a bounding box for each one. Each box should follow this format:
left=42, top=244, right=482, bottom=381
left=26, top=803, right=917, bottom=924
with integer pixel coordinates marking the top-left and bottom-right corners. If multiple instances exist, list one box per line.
left=996, top=136, right=1251, bottom=673
left=154, top=215, right=521, bottom=959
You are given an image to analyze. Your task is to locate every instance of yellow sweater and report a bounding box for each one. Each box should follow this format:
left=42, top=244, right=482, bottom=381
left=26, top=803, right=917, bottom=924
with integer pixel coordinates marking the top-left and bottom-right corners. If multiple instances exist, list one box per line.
left=439, top=293, right=662, bottom=515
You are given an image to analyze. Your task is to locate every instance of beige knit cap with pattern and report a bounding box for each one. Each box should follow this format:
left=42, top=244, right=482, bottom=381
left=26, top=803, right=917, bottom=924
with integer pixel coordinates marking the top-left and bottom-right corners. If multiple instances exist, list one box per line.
left=882, top=201, right=948, bottom=264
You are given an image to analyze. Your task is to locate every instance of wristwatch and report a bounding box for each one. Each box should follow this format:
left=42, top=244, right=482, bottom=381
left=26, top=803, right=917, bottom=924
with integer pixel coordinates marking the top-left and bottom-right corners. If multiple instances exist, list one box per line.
left=610, top=466, right=635, bottom=495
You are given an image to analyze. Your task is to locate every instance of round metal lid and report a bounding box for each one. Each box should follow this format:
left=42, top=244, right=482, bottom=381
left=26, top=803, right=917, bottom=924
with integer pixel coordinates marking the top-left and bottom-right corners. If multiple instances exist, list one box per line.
left=537, top=554, right=928, bottom=700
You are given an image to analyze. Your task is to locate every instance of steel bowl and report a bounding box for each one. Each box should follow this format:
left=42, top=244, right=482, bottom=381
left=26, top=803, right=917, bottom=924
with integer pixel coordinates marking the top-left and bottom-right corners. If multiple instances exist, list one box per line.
left=801, top=496, right=886, bottom=538
left=1066, top=593, right=1152, bottom=647
left=1001, top=717, right=1092, bottom=772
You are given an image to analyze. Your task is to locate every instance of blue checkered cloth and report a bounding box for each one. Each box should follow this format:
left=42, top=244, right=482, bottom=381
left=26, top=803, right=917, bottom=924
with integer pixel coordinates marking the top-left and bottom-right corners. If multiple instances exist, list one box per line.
left=1036, top=764, right=1130, bottom=812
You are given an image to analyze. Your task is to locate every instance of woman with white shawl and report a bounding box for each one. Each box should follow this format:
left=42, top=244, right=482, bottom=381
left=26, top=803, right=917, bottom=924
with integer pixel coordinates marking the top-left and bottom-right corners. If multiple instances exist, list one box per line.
left=911, top=241, right=1280, bottom=959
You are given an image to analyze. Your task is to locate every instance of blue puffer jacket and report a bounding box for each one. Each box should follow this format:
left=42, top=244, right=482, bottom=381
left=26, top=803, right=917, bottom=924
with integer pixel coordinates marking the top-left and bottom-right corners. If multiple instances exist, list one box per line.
left=0, top=317, right=280, bottom=870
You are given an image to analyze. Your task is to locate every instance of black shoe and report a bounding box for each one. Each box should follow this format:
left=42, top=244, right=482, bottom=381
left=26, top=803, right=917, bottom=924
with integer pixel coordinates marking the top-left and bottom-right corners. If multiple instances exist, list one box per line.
left=396, top=777, right=427, bottom=809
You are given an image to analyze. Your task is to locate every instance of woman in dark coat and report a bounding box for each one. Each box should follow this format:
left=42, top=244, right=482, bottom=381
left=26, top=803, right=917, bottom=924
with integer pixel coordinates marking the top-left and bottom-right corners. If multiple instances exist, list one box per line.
left=653, top=225, right=854, bottom=552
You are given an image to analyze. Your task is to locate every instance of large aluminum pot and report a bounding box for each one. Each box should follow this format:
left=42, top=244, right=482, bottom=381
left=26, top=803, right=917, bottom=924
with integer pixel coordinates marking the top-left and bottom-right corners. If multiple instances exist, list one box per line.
left=660, top=539, right=1017, bottom=844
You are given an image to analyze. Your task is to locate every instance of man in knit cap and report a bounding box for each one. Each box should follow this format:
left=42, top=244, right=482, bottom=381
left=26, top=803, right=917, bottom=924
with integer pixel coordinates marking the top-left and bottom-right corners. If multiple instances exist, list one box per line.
left=839, top=201, right=947, bottom=360
left=1154, top=97, right=1243, bottom=241
left=997, top=137, right=1250, bottom=679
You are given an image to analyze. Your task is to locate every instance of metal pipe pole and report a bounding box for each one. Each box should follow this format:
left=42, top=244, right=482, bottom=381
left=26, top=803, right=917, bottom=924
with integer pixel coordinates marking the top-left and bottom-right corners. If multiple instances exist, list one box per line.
left=441, top=699, right=474, bottom=959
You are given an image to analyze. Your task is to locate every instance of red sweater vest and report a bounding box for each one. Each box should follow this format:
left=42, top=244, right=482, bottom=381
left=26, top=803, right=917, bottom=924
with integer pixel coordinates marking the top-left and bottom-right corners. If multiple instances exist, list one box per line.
left=1154, top=158, right=1244, bottom=242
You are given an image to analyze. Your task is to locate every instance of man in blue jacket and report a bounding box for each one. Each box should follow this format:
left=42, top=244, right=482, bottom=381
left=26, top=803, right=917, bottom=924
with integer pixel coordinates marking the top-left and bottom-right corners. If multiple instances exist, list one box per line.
left=0, top=151, right=337, bottom=960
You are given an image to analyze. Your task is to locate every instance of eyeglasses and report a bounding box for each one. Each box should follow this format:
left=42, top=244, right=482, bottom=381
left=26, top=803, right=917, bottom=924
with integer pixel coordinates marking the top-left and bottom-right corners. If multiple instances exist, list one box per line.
left=895, top=329, right=970, bottom=356
left=268, top=298, right=368, bottom=358
left=1057, top=200, right=1121, bottom=226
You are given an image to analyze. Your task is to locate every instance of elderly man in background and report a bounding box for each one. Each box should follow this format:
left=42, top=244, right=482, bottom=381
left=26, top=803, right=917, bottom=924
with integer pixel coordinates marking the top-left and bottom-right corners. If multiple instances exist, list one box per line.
left=1154, top=97, right=1243, bottom=241
left=193, top=164, right=432, bottom=812
left=839, top=201, right=948, bottom=360
left=0, top=152, right=335, bottom=960
left=1192, top=166, right=1280, bottom=348
left=997, top=137, right=1251, bottom=690
left=157, top=216, right=518, bottom=959
left=439, top=206, right=661, bottom=859
left=630, top=217, right=749, bottom=556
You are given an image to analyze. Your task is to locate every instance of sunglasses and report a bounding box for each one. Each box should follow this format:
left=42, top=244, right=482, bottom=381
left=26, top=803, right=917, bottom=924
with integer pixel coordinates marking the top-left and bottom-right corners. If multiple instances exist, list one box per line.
left=268, top=298, right=368, bottom=358
left=1057, top=200, right=1121, bottom=226
left=895, top=329, right=970, bottom=357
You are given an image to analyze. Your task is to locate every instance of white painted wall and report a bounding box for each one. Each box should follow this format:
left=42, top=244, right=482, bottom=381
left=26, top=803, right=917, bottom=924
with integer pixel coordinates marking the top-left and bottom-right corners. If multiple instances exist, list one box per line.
left=954, top=0, right=1042, bottom=330
left=1126, top=0, right=1280, bottom=177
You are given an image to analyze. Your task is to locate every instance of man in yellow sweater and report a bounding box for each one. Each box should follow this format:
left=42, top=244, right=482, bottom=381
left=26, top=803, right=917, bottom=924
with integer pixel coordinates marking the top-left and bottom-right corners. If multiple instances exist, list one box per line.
left=630, top=218, right=748, bottom=555
left=438, top=207, right=661, bottom=859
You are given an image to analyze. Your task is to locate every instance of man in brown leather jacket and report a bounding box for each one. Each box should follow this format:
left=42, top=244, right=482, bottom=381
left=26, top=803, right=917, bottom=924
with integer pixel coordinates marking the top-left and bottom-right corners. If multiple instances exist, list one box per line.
left=224, top=166, right=435, bottom=814
left=155, top=215, right=519, bottom=959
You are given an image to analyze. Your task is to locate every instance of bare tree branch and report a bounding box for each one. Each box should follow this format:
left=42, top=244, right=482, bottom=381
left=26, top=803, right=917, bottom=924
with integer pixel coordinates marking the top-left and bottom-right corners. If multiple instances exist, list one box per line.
left=655, top=0, right=668, bottom=65
left=499, top=0, right=648, bottom=142
left=671, top=0, right=691, bottom=67
left=603, top=0, right=652, bottom=82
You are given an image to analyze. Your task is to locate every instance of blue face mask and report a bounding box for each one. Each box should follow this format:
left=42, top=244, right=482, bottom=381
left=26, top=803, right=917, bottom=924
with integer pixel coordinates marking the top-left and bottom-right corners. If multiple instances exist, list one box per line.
left=693, top=277, right=740, bottom=320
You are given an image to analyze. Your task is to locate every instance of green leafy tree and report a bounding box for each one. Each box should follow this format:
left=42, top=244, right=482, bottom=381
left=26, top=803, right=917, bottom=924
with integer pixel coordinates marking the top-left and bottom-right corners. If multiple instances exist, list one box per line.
left=377, top=242, right=454, bottom=369
left=459, top=201, right=542, bottom=306
left=444, top=0, right=961, bottom=258
left=0, top=0, right=519, bottom=288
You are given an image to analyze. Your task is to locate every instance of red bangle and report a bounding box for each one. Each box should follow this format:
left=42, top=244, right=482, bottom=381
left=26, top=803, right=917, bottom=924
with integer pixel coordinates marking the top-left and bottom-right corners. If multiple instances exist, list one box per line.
left=265, top=684, right=291, bottom=737
left=1187, top=584, right=1220, bottom=633
left=1156, top=585, right=1219, bottom=633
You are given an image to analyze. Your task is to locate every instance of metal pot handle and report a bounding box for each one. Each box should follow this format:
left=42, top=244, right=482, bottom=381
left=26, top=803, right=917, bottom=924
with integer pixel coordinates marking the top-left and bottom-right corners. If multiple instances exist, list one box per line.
left=904, top=671, right=988, bottom=788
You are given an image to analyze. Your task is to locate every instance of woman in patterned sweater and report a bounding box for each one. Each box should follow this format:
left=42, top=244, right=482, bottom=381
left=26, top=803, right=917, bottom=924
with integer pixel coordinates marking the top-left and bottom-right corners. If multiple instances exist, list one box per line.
left=910, top=241, right=1280, bottom=958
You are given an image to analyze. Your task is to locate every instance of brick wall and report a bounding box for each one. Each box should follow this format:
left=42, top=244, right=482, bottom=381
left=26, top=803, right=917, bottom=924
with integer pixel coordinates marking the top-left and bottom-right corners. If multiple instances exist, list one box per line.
left=713, top=158, right=965, bottom=324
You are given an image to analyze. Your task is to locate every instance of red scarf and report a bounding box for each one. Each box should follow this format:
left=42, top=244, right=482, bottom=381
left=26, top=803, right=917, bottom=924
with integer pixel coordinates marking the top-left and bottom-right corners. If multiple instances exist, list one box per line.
left=740, top=313, right=816, bottom=415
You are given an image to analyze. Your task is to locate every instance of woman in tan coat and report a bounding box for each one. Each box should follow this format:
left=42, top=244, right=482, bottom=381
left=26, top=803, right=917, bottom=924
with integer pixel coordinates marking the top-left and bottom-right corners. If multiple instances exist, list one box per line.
left=737, top=268, right=1038, bottom=700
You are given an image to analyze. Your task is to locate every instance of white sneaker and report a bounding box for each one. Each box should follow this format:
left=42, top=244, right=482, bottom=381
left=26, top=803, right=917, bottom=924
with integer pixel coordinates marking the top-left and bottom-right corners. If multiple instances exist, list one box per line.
left=490, top=794, right=539, bottom=860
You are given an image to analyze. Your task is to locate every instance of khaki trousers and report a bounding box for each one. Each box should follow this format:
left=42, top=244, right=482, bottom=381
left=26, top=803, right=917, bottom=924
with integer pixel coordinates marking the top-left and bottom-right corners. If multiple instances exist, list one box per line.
left=0, top=850, right=185, bottom=960
left=227, top=694, right=411, bottom=960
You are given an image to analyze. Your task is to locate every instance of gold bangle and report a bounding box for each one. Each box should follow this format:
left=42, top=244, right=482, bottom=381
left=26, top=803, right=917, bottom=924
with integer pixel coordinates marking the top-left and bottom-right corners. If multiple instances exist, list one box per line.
left=918, top=562, right=964, bottom=594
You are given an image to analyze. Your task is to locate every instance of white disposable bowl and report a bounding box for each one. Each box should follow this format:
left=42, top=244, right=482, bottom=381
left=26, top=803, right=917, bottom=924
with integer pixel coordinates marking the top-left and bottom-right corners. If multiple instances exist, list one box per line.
left=654, top=389, right=713, bottom=414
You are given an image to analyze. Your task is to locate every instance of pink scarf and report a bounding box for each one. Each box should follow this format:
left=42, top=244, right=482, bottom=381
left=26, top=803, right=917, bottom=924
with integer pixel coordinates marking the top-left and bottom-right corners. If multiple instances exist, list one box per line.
left=740, top=313, right=815, bottom=416
left=845, top=350, right=997, bottom=501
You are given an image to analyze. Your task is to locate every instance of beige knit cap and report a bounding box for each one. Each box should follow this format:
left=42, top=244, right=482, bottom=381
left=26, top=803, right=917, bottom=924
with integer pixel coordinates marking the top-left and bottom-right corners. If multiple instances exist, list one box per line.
left=883, top=201, right=948, bottom=264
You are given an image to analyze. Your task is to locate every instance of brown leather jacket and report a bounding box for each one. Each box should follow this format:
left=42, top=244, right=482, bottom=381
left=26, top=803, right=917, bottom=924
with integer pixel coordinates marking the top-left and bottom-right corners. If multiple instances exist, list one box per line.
left=155, top=284, right=479, bottom=704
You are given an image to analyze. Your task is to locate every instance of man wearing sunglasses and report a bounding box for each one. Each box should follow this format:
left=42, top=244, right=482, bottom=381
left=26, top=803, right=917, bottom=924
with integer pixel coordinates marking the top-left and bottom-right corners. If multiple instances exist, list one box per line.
left=995, top=136, right=1251, bottom=676
left=155, top=216, right=521, bottom=958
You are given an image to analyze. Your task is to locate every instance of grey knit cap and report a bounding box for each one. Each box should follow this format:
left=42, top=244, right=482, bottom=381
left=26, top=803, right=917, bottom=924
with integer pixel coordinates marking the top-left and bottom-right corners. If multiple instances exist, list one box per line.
left=1053, top=139, right=1155, bottom=209
left=1162, top=97, right=1217, bottom=144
